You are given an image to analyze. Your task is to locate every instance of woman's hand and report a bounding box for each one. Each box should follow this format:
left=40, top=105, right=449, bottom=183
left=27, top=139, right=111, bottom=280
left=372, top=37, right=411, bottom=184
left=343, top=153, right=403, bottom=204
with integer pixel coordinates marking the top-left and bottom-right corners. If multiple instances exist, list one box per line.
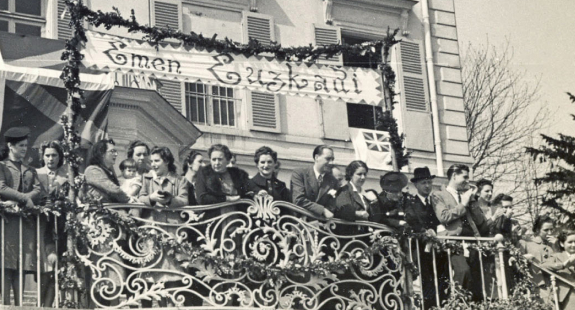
left=150, top=191, right=171, bottom=205
left=355, top=210, right=369, bottom=220
left=47, top=252, right=58, bottom=265
left=226, top=195, right=241, bottom=202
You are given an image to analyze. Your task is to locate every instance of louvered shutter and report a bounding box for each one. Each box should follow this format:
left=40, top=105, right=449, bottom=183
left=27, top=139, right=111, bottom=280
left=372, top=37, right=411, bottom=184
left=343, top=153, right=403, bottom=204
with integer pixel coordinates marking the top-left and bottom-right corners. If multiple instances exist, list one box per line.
left=314, top=25, right=342, bottom=66
left=158, top=79, right=183, bottom=113
left=249, top=91, right=280, bottom=133
left=57, top=0, right=72, bottom=40
left=151, top=0, right=182, bottom=30
left=396, top=40, right=434, bottom=152
left=243, top=12, right=274, bottom=45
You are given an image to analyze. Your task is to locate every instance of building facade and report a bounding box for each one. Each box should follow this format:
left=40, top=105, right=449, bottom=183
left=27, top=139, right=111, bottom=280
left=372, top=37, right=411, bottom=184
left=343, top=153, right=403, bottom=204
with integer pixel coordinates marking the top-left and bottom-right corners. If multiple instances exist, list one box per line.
left=2, top=0, right=472, bottom=188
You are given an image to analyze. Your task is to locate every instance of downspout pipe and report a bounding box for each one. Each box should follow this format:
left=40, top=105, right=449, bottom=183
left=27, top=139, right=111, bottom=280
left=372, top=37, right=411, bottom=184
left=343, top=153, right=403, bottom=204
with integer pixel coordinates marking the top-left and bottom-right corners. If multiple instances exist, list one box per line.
left=421, top=0, right=444, bottom=176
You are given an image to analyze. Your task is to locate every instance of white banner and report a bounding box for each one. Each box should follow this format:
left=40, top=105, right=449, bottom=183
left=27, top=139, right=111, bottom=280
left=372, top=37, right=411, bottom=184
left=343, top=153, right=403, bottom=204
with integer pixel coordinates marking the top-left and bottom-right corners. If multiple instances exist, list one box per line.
left=82, top=31, right=383, bottom=105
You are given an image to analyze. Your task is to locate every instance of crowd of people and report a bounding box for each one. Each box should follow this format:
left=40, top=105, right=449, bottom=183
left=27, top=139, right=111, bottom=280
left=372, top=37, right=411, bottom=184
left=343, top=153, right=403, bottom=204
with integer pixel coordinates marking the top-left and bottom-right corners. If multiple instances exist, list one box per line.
left=0, top=126, right=573, bottom=309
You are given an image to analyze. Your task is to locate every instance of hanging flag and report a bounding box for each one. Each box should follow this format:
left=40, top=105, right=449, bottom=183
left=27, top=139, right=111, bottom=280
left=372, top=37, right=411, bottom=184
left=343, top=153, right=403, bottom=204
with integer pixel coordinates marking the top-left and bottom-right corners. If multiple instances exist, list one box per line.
left=0, top=79, right=112, bottom=148
left=0, top=31, right=115, bottom=162
left=349, top=128, right=393, bottom=171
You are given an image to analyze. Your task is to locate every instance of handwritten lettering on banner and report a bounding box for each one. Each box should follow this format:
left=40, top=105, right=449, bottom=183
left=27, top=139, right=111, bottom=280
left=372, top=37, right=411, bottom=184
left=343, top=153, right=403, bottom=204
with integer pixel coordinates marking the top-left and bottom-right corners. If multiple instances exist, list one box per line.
left=82, top=31, right=383, bottom=104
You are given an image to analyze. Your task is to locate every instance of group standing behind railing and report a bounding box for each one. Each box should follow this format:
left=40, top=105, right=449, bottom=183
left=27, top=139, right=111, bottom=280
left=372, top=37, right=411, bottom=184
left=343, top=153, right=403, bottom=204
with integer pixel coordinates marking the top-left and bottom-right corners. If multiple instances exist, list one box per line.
left=0, top=125, right=574, bottom=309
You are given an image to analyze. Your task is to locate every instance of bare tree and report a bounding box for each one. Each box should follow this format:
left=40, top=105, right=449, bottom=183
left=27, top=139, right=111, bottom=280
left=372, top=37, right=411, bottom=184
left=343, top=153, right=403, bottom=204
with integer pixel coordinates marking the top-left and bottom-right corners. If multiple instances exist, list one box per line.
left=462, top=41, right=549, bottom=183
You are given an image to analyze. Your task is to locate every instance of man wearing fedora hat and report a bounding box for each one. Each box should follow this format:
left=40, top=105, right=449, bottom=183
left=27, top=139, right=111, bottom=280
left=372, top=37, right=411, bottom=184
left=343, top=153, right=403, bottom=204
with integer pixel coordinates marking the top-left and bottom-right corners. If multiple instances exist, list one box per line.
left=371, top=171, right=408, bottom=229
left=404, top=167, right=447, bottom=309
left=404, top=167, right=441, bottom=233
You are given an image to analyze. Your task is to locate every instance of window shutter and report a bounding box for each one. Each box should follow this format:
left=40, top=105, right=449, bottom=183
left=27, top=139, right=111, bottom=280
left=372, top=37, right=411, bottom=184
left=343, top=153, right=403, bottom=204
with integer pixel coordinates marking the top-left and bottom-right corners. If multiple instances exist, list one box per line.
left=249, top=91, right=281, bottom=133
left=158, top=79, right=183, bottom=113
left=314, top=25, right=342, bottom=66
left=396, top=40, right=434, bottom=152
left=322, top=99, right=349, bottom=140
left=57, top=0, right=72, bottom=40
left=243, top=12, right=274, bottom=45
left=151, top=0, right=182, bottom=30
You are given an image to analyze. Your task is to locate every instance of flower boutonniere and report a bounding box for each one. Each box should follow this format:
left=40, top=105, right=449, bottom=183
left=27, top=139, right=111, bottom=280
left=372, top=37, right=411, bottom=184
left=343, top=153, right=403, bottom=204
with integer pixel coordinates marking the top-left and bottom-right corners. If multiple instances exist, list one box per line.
left=328, top=189, right=337, bottom=198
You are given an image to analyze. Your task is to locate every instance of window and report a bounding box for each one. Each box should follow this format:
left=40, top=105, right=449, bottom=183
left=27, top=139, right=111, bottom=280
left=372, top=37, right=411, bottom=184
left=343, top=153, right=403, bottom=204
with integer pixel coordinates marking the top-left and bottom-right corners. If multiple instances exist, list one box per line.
left=341, top=34, right=380, bottom=69
left=346, top=102, right=382, bottom=130
left=184, top=82, right=236, bottom=127
left=0, top=0, right=44, bottom=37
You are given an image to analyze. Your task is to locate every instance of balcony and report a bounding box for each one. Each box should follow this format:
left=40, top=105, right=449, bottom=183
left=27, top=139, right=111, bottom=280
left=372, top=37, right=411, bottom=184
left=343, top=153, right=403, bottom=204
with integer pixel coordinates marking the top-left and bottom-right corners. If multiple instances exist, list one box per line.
left=0, top=195, right=573, bottom=309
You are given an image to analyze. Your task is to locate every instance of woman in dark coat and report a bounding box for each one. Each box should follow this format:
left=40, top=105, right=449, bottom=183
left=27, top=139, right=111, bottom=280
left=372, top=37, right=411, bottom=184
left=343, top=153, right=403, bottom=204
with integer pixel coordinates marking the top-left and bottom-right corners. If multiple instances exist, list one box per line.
left=195, top=144, right=251, bottom=206
left=247, top=146, right=291, bottom=202
left=333, top=160, right=378, bottom=234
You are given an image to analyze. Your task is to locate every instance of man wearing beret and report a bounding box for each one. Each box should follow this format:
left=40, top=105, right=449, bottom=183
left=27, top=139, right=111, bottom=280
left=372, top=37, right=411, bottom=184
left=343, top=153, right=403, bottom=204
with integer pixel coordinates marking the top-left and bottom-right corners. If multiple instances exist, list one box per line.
left=371, top=171, right=408, bottom=230
left=404, top=167, right=447, bottom=309
left=0, top=126, right=43, bottom=306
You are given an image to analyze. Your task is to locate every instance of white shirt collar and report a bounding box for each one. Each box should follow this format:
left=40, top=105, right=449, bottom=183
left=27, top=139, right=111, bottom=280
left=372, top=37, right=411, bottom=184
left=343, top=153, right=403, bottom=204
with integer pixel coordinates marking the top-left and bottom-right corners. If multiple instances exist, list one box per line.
left=313, top=166, right=324, bottom=181
left=417, top=193, right=429, bottom=204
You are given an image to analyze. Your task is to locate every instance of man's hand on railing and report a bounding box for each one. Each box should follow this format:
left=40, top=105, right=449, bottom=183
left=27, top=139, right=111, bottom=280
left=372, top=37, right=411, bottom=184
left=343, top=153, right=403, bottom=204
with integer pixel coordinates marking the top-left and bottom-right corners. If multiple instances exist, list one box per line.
left=356, top=210, right=369, bottom=220
left=323, top=208, right=334, bottom=219
left=226, top=195, right=241, bottom=202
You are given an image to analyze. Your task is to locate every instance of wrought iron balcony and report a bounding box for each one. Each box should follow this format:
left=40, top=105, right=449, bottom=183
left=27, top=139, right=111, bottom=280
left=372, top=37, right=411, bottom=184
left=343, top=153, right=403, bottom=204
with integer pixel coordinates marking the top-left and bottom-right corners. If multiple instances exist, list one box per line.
left=1, top=195, right=574, bottom=309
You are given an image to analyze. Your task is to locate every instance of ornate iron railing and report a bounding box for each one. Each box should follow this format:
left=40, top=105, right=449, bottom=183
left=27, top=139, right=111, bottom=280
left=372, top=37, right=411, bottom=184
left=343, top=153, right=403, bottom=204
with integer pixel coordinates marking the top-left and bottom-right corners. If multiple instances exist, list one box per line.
left=76, top=195, right=407, bottom=309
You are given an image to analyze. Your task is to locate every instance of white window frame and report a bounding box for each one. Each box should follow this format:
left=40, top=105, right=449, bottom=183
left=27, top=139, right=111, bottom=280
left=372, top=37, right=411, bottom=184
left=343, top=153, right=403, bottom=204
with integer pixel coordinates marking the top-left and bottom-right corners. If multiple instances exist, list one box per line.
left=0, top=0, right=46, bottom=36
left=184, top=82, right=239, bottom=128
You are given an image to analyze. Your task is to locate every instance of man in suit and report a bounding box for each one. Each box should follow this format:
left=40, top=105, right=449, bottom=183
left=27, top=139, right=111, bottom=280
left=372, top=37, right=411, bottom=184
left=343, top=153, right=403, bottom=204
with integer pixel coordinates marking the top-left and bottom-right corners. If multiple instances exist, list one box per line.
left=290, top=145, right=339, bottom=218
left=404, top=167, right=446, bottom=309
left=431, top=164, right=487, bottom=300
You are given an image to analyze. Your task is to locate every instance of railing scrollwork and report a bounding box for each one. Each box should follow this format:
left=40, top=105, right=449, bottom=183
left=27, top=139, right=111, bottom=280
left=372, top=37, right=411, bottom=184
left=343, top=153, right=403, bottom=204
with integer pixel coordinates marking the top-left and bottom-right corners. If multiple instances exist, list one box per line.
left=75, top=195, right=406, bottom=309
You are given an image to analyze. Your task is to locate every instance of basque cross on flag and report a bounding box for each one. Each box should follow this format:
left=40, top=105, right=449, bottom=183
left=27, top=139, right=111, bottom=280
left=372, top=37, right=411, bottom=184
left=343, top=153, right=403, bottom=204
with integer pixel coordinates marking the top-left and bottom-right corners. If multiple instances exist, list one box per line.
left=349, top=128, right=393, bottom=171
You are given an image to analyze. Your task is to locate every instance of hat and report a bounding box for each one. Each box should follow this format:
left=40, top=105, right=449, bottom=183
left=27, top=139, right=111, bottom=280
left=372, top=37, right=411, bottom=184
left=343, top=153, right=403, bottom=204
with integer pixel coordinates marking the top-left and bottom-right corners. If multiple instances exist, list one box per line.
left=411, top=167, right=436, bottom=183
left=4, top=126, right=30, bottom=143
left=380, top=172, right=408, bottom=192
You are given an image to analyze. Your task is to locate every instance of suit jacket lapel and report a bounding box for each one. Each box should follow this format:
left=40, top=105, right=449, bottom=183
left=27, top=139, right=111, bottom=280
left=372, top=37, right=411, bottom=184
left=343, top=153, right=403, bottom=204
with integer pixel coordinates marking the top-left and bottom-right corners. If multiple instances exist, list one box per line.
left=352, top=190, right=366, bottom=210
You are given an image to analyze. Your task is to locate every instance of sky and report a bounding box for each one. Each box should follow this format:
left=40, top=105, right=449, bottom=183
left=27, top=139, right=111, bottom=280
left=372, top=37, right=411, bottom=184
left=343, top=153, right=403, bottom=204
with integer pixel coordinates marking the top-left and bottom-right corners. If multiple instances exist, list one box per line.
left=454, top=0, right=575, bottom=138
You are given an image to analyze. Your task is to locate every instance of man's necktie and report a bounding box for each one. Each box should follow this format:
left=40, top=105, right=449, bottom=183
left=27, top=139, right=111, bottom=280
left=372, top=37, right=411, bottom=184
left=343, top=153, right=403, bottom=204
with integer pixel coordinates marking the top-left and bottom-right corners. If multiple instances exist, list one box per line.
left=425, top=196, right=431, bottom=209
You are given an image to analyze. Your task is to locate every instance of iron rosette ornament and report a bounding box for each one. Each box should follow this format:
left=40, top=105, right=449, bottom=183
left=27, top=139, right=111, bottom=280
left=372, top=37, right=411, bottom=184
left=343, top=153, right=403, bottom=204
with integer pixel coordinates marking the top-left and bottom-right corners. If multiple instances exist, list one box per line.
left=76, top=193, right=406, bottom=309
